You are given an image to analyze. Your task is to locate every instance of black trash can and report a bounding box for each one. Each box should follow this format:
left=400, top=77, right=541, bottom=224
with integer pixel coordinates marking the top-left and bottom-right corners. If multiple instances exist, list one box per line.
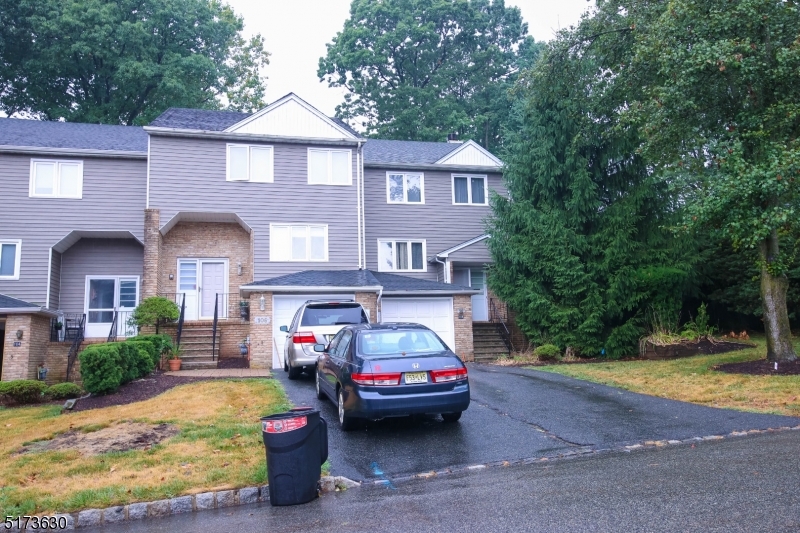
left=261, top=407, right=328, bottom=506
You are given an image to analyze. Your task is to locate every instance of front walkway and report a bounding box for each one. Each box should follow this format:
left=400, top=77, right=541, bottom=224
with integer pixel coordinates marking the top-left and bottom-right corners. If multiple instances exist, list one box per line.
left=164, top=369, right=271, bottom=378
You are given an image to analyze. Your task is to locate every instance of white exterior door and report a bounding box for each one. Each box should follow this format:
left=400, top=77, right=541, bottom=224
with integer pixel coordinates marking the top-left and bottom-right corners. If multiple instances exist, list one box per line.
left=177, top=260, right=199, bottom=321
left=380, top=298, right=455, bottom=351
left=84, top=277, right=139, bottom=338
left=470, top=270, right=489, bottom=321
left=272, top=294, right=354, bottom=370
left=200, top=262, right=226, bottom=319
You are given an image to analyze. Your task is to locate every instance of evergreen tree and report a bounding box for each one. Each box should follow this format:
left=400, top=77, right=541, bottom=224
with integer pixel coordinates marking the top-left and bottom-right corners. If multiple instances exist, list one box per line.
left=487, top=6, right=694, bottom=358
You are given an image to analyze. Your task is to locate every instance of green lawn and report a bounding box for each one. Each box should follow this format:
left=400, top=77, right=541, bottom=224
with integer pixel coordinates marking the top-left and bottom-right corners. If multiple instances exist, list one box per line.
left=536, top=337, right=800, bottom=416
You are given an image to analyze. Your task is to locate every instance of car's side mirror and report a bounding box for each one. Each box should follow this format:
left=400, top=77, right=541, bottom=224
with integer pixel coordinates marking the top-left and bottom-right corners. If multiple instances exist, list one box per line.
left=313, top=344, right=326, bottom=353
left=279, top=325, right=288, bottom=332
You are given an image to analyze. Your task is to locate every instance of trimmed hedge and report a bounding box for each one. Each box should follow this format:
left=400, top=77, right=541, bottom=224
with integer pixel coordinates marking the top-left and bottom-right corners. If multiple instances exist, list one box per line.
left=0, top=380, right=48, bottom=404
left=534, top=344, right=562, bottom=361
left=79, top=344, right=125, bottom=394
left=127, top=334, right=171, bottom=367
left=47, top=382, right=83, bottom=400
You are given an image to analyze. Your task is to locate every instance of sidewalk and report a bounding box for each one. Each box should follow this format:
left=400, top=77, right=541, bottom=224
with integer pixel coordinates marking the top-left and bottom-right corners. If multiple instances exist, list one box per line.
left=163, top=369, right=271, bottom=378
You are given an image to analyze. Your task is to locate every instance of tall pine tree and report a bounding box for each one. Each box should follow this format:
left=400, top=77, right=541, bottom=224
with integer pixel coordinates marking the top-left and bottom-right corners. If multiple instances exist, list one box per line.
left=487, top=6, right=694, bottom=357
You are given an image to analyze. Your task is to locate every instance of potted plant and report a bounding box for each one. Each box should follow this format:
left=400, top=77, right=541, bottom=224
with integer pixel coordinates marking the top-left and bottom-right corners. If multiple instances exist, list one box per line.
left=239, top=300, right=250, bottom=320
left=54, top=321, right=63, bottom=331
left=168, top=346, right=182, bottom=371
left=239, top=338, right=249, bottom=356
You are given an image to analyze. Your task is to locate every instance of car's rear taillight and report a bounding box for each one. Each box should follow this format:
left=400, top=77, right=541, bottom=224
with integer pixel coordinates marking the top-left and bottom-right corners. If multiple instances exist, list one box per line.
left=351, top=372, right=401, bottom=386
left=431, top=367, right=468, bottom=383
left=292, top=331, right=317, bottom=344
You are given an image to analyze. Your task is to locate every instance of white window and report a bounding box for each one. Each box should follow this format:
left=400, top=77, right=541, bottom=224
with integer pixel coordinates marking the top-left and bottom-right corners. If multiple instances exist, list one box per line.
left=377, top=240, right=426, bottom=272
left=387, top=172, right=424, bottom=203
left=270, top=224, right=328, bottom=262
left=0, top=240, right=22, bottom=280
left=307, top=148, right=352, bottom=185
left=29, top=160, right=83, bottom=198
left=452, top=174, right=488, bottom=205
left=227, top=144, right=274, bottom=182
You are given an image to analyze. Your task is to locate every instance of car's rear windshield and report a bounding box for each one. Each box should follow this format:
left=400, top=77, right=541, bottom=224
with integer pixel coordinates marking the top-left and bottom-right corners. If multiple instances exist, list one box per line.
left=358, top=330, right=447, bottom=357
left=300, top=304, right=368, bottom=326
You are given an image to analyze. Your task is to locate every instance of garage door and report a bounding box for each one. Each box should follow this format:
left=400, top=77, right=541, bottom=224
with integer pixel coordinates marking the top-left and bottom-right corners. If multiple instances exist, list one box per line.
left=380, top=298, right=455, bottom=351
left=272, top=294, right=354, bottom=369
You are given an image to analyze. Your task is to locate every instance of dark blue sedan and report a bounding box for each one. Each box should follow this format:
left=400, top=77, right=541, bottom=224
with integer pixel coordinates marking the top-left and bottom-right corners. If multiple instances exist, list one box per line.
left=314, top=323, right=470, bottom=431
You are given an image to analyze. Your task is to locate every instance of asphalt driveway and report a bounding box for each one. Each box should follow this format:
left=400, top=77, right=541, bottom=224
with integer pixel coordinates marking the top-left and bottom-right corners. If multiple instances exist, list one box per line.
left=275, top=363, right=799, bottom=481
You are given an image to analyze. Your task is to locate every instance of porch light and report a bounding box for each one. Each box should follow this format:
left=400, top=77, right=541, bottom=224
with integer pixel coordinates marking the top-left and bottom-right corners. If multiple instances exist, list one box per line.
left=15, top=329, right=23, bottom=339
left=169, top=273, right=174, bottom=280
left=457, top=308, right=465, bottom=319
left=259, top=295, right=265, bottom=311
left=237, top=262, right=243, bottom=276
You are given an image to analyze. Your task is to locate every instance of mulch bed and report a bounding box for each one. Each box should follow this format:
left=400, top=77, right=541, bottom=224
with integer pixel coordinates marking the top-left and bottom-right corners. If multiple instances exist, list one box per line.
left=71, top=372, right=210, bottom=412
left=642, top=337, right=755, bottom=360
left=216, top=357, right=250, bottom=369
left=715, top=358, right=800, bottom=376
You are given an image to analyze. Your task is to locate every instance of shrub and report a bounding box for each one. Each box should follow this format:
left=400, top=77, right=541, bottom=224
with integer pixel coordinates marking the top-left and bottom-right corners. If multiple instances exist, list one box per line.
left=0, top=380, right=48, bottom=404
left=128, top=334, right=172, bottom=367
left=129, top=297, right=179, bottom=332
left=79, top=344, right=124, bottom=394
left=534, top=344, right=562, bottom=361
left=47, top=382, right=83, bottom=400
left=126, top=339, right=157, bottom=371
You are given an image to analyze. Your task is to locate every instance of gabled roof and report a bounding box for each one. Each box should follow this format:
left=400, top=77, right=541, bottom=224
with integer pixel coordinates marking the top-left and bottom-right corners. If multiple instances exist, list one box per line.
left=363, top=139, right=461, bottom=165
left=434, top=140, right=503, bottom=167
left=239, top=270, right=477, bottom=296
left=148, top=108, right=250, bottom=131
left=435, top=234, right=490, bottom=258
left=0, top=118, right=147, bottom=154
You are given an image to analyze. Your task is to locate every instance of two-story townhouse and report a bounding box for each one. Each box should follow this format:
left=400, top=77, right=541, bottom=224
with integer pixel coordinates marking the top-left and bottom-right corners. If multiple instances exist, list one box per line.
left=0, top=93, right=520, bottom=382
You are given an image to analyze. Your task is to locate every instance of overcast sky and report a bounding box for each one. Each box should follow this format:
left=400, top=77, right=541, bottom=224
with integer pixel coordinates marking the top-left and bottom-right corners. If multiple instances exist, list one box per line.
left=226, top=0, right=595, bottom=115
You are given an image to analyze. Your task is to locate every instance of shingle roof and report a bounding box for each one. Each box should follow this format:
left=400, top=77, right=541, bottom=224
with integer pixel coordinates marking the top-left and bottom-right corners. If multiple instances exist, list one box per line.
left=246, top=270, right=475, bottom=294
left=363, top=139, right=461, bottom=165
left=0, top=118, right=147, bottom=153
left=148, top=108, right=251, bottom=131
left=0, top=293, right=41, bottom=309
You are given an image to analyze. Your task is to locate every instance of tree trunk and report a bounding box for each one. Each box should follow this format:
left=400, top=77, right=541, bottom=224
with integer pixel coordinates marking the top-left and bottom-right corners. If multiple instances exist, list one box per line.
left=759, top=236, right=797, bottom=362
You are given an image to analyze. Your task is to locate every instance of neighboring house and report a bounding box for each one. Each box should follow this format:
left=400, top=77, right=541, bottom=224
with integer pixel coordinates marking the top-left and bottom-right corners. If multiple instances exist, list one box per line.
left=0, top=93, right=520, bottom=382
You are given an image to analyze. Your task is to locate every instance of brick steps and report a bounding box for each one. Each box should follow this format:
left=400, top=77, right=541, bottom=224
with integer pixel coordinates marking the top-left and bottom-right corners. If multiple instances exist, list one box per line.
left=175, top=324, right=221, bottom=369
left=472, top=322, right=509, bottom=361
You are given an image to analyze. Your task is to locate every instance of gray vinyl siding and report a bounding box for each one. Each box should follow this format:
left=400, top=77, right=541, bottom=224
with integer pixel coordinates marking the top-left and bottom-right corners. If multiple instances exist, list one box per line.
left=148, top=135, right=360, bottom=279
left=448, top=238, right=492, bottom=263
left=363, top=168, right=504, bottom=281
left=0, top=153, right=146, bottom=305
left=49, top=251, right=61, bottom=309
left=59, top=238, right=143, bottom=314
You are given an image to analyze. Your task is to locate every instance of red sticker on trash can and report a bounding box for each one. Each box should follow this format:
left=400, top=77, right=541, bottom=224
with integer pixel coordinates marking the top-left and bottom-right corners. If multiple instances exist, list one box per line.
left=263, top=416, right=307, bottom=434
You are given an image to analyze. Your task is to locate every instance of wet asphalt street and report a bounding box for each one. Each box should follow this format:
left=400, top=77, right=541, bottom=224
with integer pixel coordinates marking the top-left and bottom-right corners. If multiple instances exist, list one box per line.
left=275, top=363, right=800, bottom=481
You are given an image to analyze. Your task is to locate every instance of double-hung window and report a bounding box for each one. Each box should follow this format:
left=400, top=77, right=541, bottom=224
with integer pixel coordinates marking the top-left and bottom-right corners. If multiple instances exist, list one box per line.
left=29, top=160, right=83, bottom=198
left=387, top=172, right=424, bottom=203
left=377, top=240, right=426, bottom=272
left=270, top=224, right=328, bottom=261
left=0, top=240, right=21, bottom=280
left=308, top=148, right=351, bottom=185
left=227, top=144, right=274, bottom=182
left=452, top=175, right=488, bottom=205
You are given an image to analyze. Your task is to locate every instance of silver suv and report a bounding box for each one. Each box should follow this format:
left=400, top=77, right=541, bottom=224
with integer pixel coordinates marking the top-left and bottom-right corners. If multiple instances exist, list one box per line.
left=280, top=300, right=370, bottom=379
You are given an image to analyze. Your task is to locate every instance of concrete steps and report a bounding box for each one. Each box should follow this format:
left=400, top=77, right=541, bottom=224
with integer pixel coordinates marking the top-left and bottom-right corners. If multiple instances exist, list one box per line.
left=472, top=322, right=510, bottom=362
left=176, top=323, right=221, bottom=370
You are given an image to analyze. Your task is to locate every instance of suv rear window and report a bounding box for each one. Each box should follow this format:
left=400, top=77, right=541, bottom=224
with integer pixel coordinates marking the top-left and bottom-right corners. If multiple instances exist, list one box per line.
left=300, top=304, right=368, bottom=326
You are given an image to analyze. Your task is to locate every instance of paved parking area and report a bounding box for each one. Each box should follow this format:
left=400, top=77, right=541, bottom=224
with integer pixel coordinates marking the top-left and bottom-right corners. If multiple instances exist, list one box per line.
left=275, top=363, right=800, bottom=481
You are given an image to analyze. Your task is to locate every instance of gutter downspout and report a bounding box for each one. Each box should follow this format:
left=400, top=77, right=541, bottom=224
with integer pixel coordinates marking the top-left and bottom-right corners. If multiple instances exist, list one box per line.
left=376, top=287, right=383, bottom=323
left=356, top=140, right=363, bottom=269
left=434, top=255, right=450, bottom=284
left=359, top=141, right=367, bottom=269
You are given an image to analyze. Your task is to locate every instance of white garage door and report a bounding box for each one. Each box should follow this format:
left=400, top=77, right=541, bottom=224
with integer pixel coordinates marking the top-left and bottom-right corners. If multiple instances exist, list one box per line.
left=381, top=298, right=455, bottom=351
left=272, top=294, right=354, bottom=369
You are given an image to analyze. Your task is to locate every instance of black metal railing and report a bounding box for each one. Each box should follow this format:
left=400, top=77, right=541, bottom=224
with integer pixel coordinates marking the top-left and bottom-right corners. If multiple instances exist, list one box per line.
left=107, top=310, right=137, bottom=343
left=215, top=293, right=249, bottom=322
left=50, top=314, right=86, bottom=343
left=65, top=322, right=85, bottom=382
left=489, top=298, right=513, bottom=352
left=175, top=293, right=186, bottom=350
left=107, top=312, right=118, bottom=343
left=211, top=294, right=219, bottom=361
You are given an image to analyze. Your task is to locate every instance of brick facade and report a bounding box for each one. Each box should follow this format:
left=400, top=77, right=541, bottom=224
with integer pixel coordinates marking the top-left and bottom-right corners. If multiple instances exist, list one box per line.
left=2, top=314, right=51, bottom=381
left=142, top=209, right=162, bottom=299
left=160, top=221, right=253, bottom=301
left=355, top=292, right=378, bottom=323
left=453, top=294, right=474, bottom=362
left=248, top=292, right=273, bottom=370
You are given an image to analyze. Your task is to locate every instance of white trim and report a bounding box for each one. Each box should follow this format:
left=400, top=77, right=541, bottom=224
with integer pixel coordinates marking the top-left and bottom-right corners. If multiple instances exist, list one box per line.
left=223, top=93, right=360, bottom=139
left=144, top=127, right=360, bottom=146
left=240, top=285, right=380, bottom=296
left=29, top=159, right=84, bottom=199
left=436, top=234, right=490, bottom=259
left=434, top=140, right=504, bottom=167
left=176, top=258, right=230, bottom=320
left=356, top=142, right=363, bottom=269
left=0, top=239, right=22, bottom=281
left=307, top=148, right=353, bottom=186
left=385, top=171, right=425, bottom=204
left=451, top=174, right=489, bottom=206
left=45, top=248, right=52, bottom=308
left=0, top=145, right=146, bottom=159
left=376, top=239, right=428, bottom=273
left=269, top=224, right=329, bottom=262
left=159, top=212, right=252, bottom=236
left=83, top=275, right=141, bottom=337
left=226, top=143, right=274, bottom=183
left=146, top=136, right=151, bottom=208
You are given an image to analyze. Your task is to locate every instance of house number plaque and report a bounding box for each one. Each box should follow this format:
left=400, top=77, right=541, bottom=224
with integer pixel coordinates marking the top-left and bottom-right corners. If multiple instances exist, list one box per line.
left=254, top=316, right=271, bottom=325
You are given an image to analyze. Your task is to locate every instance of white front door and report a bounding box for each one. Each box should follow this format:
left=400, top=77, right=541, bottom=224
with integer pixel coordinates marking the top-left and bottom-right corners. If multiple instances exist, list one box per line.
left=85, top=277, right=139, bottom=338
left=381, top=298, right=455, bottom=351
left=177, top=260, right=199, bottom=321
left=200, top=262, right=226, bottom=319
left=470, top=270, right=489, bottom=321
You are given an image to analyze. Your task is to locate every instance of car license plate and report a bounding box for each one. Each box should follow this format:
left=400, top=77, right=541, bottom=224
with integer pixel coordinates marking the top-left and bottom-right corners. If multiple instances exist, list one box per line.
left=405, top=372, right=428, bottom=384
